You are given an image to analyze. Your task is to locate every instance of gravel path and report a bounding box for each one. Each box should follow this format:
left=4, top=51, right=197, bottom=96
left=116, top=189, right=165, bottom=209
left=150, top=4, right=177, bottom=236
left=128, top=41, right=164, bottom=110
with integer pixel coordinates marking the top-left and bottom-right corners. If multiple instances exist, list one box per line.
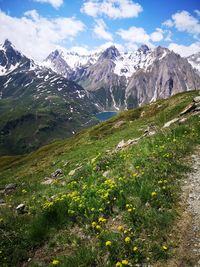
left=181, top=151, right=200, bottom=266
left=187, top=153, right=200, bottom=266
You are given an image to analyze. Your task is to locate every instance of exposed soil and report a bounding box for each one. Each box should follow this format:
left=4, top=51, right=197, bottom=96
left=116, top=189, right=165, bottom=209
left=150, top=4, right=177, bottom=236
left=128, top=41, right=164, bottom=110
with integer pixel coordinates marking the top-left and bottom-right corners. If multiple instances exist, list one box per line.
left=163, top=149, right=200, bottom=267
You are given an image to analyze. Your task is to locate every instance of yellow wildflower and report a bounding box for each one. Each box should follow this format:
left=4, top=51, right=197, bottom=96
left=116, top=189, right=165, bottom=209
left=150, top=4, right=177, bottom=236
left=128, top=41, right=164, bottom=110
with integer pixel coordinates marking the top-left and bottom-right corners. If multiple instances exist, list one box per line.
left=133, top=246, right=138, bottom=252
left=125, top=237, right=131, bottom=243
left=91, top=222, right=97, bottom=228
left=122, top=259, right=129, bottom=265
left=105, top=241, right=112, bottom=247
left=98, top=217, right=106, bottom=223
left=116, top=262, right=122, bottom=267
left=96, top=225, right=101, bottom=230
left=117, top=226, right=123, bottom=231
left=52, top=259, right=60, bottom=265
left=22, top=189, right=27, bottom=193
left=162, top=245, right=168, bottom=251
left=151, top=191, right=157, bottom=197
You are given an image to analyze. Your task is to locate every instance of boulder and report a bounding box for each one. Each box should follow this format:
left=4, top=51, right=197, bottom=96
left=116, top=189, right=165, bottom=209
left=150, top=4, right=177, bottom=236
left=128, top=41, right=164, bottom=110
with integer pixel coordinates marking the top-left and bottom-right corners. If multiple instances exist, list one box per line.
left=51, top=169, right=63, bottom=178
left=113, top=120, right=125, bottom=129
left=116, top=140, right=125, bottom=149
left=4, top=183, right=17, bottom=193
left=163, top=118, right=179, bottom=128
left=193, top=96, right=200, bottom=103
left=16, top=203, right=26, bottom=214
left=180, top=103, right=196, bottom=116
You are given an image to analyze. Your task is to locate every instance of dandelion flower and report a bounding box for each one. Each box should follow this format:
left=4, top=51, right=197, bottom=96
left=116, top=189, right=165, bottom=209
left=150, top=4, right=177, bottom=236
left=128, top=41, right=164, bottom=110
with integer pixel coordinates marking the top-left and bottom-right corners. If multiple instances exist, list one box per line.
left=91, top=222, right=97, bottom=228
left=117, top=226, right=123, bottom=231
left=105, top=241, right=112, bottom=247
left=162, top=245, right=168, bottom=251
left=52, top=259, right=60, bottom=265
left=133, top=246, right=138, bottom=252
left=116, top=262, right=122, bottom=267
left=125, top=237, right=131, bottom=243
left=122, top=259, right=129, bottom=265
left=151, top=191, right=157, bottom=197
left=96, top=225, right=101, bottom=230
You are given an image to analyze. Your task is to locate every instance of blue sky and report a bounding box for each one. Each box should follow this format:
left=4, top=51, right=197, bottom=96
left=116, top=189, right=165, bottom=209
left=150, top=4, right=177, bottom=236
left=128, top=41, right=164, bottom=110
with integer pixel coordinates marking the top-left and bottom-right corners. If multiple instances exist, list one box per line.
left=0, top=0, right=199, bottom=60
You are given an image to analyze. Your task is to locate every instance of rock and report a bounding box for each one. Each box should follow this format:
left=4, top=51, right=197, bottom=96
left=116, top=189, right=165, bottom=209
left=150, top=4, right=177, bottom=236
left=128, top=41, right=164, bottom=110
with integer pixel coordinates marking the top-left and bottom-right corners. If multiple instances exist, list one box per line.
left=116, top=138, right=140, bottom=150
left=163, top=118, right=179, bottom=128
left=179, top=117, right=187, bottom=124
left=4, top=183, right=17, bottom=192
left=41, top=178, right=54, bottom=185
left=116, top=140, right=125, bottom=149
left=193, top=96, right=200, bottom=103
left=143, top=126, right=156, bottom=137
left=103, top=170, right=110, bottom=178
left=68, top=166, right=82, bottom=176
left=180, top=103, right=196, bottom=116
left=16, top=203, right=26, bottom=214
left=51, top=169, right=63, bottom=178
left=68, top=169, right=76, bottom=176
left=113, top=120, right=125, bottom=129
left=0, top=199, right=5, bottom=206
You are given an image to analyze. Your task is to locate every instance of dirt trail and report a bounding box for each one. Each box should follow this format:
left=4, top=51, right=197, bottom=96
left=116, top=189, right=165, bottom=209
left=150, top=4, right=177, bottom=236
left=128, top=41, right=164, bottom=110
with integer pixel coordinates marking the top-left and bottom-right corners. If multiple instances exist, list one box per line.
left=166, top=149, right=200, bottom=267
left=184, top=152, right=200, bottom=266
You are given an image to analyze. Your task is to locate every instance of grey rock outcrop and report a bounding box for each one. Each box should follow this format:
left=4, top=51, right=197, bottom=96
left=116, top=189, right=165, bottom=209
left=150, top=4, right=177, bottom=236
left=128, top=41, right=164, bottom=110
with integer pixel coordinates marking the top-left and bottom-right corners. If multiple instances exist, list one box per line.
left=126, top=48, right=200, bottom=108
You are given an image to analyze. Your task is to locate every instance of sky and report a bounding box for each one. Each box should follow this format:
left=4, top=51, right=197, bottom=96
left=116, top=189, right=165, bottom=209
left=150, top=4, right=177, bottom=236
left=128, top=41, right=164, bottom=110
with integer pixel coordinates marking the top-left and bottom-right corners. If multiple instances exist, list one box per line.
left=0, top=0, right=200, bottom=61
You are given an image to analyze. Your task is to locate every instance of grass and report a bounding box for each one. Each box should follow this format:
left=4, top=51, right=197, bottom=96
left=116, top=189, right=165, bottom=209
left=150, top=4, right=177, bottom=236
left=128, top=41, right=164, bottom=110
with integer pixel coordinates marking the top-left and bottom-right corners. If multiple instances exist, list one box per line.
left=0, top=90, right=200, bottom=266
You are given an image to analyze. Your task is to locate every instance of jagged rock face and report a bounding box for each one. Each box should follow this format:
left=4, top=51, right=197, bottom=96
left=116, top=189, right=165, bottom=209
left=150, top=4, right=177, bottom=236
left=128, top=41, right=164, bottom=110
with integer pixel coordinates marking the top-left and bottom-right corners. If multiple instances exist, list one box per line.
left=98, top=46, right=120, bottom=61
left=0, top=39, right=32, bottom=76
left=126, top=48, right=200, bottom=108
left=77, top=49, right=127, bottom=110
left=44, top=44, right=200, bottom=111
left=44, top=50, right=73, bottom=79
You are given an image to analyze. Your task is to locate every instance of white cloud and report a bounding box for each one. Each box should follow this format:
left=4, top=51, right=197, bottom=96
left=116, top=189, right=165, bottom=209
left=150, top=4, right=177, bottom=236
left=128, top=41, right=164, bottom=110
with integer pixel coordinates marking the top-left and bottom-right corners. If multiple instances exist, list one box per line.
left=33, top=0, right=63, bottom=9
left=165, top=30, right=172, bottom=42
left=172, top=11, right=200, bottom=38
left=194, top=10, right=200, bottom=17
left=93, top=19, right=113, bottom=41
left=81, top=0, right=143, bottom=19
left=0, top=10, right=85, bottom=61
left=168, top=42, right=200, bottom=57
left=150, top=28, right=163, bottom=42
left=162, top=19, right=174, bottom=27
left=117, top=26, right=163, bottom=46
left=117, top=26, right=150, bottom=44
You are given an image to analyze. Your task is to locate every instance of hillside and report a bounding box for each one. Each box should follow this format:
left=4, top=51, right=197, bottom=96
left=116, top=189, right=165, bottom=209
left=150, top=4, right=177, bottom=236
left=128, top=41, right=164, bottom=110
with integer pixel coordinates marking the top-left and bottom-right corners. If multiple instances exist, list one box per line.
left=0, top=40, right=98, bottom=156
left=1, top=90, right=200, bottom=267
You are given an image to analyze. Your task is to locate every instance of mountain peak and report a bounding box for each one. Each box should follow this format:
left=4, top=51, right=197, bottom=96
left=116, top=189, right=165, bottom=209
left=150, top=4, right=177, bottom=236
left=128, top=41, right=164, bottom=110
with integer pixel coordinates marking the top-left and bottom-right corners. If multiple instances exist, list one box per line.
left=137, top=45, right=149, bottom=54
left=99, top=46, right=120, bottom=61
left=3, top=39, right=13, bottom=49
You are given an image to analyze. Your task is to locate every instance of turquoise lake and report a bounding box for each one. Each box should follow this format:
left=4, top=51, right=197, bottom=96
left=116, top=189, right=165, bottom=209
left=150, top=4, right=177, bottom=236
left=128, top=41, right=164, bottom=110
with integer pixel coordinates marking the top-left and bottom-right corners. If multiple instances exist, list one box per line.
left=95, top=111, right=117, bottom=121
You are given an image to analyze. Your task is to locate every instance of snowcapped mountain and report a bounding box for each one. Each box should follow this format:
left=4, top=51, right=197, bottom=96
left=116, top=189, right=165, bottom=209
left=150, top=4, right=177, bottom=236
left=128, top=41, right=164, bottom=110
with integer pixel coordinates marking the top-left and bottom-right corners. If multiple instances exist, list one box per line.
left=0, top=39, right=35, bottom=76
left=0, top=40, right=98, bottom=155
left=44, top=45, right=200, bottom=111
left=43, top=49, right=100, bottom=79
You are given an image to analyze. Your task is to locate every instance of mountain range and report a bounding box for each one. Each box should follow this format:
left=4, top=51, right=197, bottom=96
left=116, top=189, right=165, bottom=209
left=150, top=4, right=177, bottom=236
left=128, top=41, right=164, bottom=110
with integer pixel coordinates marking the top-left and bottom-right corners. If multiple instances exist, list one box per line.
left=0, top=39, right=200, bottom=155
left=44, top=44, right=200, bottom=110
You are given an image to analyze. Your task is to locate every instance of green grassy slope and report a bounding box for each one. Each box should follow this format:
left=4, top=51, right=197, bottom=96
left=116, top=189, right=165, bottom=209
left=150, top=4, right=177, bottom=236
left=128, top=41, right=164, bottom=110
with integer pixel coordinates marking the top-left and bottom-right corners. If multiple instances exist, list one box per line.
left=0, top=90, right=200, bottom=267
